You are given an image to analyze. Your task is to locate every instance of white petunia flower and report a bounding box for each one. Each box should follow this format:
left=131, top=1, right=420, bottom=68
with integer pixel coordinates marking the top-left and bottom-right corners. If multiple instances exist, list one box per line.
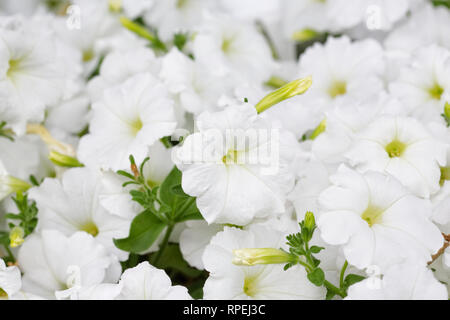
left=0, top=259, right=21, bottom=299
left=143, top=0, right=214, bottom=41
left=202, top=225, right=325, bottom=300
left=385, top=3, right=450, bottom=53
left=174, top=103, right=298, bottom=225
left=346, top=262, right=448, bottom=300
left=18, top=230, right=120, bottom=299
left=0, top=16, right=65, bottom=134
left=283, top=0, right=420, bottom=39
left=160, top=48, right=230, bottom=115
left=78, top=73, right=177, bottom=171
left=288, top=161, right=332, bottom=222
left=28, top=167, right=134, bottom=261
left=346, top=116, right=447, bottom=197
left=317, top=165, right=443, bottom=270
left=179, top=220, right=224, bottom=270
left=296, top=36, right=385, bottom=112
left=88, top=47, right=161, bottom=103
left=117, top=262, right=191, bottom=300
left=389, top=45, right=450, bottom=124
left=192, top=14, right=276, bottom=85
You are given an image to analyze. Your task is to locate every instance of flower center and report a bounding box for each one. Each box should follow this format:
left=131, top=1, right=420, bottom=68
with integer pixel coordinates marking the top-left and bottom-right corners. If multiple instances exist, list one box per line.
left=82, top=49, right=94, bottom=62
left=428, top=83, right=443, bottom=100
left=361, top=205, right=384, bottom=227
left=222, top=149, right=239, bottom=165
left=385, top=140, right=406, bottom=158
left=243, top=275, right=258, bottom=297
left=7, top=59, right=21, bottom=79
left=221, top=37, right=234, bottom=54
left=328, top=80, right=347, bottom=98
left=130, top=118, right=143, bottom=136
left=176, top=0, right=188, bottom=9
left=81, top=222, right=99, bottom=237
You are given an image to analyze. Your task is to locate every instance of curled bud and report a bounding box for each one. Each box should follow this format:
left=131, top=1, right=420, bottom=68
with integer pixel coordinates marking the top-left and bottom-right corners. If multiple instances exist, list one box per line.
left=232, top=248, right=293, bottom=266
left=255, top=76, right=312, bottom=114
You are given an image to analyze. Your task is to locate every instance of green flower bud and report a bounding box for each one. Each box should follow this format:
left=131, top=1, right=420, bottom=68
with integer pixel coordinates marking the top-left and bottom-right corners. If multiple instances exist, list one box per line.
left=232, top=248, right=294, bottom=266
left=0, top=175, right=31, bottom=201
left=304, top=211, right=316, bottom=231
left=255, top=76, right=313, bottom=114
left=49, top=151, right=84, bottom=168
left=292, top=29, right=320, bottom=42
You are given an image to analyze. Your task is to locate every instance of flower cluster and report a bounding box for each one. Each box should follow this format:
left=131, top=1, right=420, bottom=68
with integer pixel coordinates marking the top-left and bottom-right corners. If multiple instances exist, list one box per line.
left=0, top=0, right=449, bottom=300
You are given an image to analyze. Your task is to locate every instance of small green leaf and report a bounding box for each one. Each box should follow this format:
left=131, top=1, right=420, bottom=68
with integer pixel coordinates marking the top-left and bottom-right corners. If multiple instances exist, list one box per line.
left=309, top=246, right=325, bottom=254
left=307, top=268, right=325, bottom=286
left=343, top=274, right=366, bottom=288
left=113, top=211, right=166, bottom=253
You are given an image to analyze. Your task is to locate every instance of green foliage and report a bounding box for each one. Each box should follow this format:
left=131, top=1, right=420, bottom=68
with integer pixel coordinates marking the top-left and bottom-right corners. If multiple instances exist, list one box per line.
left=114, top=211, right=166, bottom=253
left=343, top=274, right=366, bottom=289
left=432, top=0, right=450, bottom=9
left=173, top=32, right=189, bottom=51
left=285, top=211, right=364, bottom=298
left=114, top=156, right=203, bottom=254
left=5, top=193, right=38, bottom=237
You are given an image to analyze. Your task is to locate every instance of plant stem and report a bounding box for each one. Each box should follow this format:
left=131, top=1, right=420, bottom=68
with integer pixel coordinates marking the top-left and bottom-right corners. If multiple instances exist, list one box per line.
left=339, top=260, right=348, bottom=288
left=324, top=280, right=346, bottom=298
left=3, top=245, right=15, bottom=263
left=151, top=224, right=174, bottom=266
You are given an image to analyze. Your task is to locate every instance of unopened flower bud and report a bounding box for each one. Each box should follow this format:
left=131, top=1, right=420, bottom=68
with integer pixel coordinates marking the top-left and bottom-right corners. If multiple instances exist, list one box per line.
left=232, top=248, right=293, bottom=266
left=255, top=76, right=312, bottom=114
left=304, top=211, right=316, bottom=231
left=292, top=29, right=319, bottom=42
left=49, top=151, right=84, bottom=168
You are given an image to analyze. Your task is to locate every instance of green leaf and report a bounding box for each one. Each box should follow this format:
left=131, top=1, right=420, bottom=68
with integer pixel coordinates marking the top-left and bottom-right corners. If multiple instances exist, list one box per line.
left=113, top=211, right=166, bottom=253
left=343, top=274, right=366, bottom=288
left=173, top=32, right=188, bottom=51
left=153, top=244, right=203, bottom=278
left=307, top=268, right=325, bottom=286
left=160, top=167, right=186, bottom=204
left=309, top=246, right=325, bottom=254
left=159, top=167, right=203, bottom=222
left=171, top=184, right=189, bottom=197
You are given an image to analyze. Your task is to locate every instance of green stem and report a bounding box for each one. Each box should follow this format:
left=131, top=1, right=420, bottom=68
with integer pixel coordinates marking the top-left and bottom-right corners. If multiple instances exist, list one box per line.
left=324, top=280, right=346, bottom=298
left=256, top=20, right=279, bottom=60
left=339, top=260, right=348, bottom=289
left=3, top=245, right=15, bottom=263
left=151, top=224, right=174, bottom=266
